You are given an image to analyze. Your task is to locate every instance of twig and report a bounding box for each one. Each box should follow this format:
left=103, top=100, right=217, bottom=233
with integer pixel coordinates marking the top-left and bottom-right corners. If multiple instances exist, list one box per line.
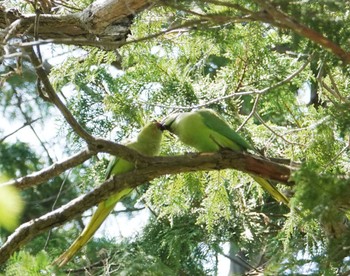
left=135, top=187, right=158, bottom=218
left=254, top=113, right=301, bottom=146
left=44, top=170, right=72, bottom=249
left=56, top=0, right=83, bottom=12
left=328, top=72, right=344, bottom=101
left=111, top=206, right=145, bottom=215
left=63, top=259, right=106, bottom=274
left=320, top=80, right=342, bottom=103
left=3, top=19, right=22, bottom=43
left=257, top=54, right=312, bottom=94
left=191, top=56, right=311, bottom=110
left=0, top=52, right=23, bottom=59
left=234, top=56, right=249, bottom=93
left=219, top=251, right=261, bottom=273
left=319, top=68, right=348, bottom=103
left=323, top=137, right=350, bottom=169
left=281, top=115, right=330, bottom=134
left=236, top=94, right=260, bottom=132
left=204, top=0, right=255, bottom=14
left=138, top=55, right=311, bottom=111
left=0, top=117, right=41, bottom=143
left=14, top=89, right=54, bottom=164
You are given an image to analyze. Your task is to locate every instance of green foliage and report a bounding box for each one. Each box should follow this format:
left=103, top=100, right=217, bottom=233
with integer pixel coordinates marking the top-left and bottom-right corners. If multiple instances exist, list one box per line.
left=2, top=0, right=350, bottom=275
left=0, top=62, right=51, bottom=125
left=276, top=0, right=350, bottom=49
left=4, top=251, right=56, bottom=276
left=0, top=142, right=41, bottom=178
left=293, top=162, right=350, bottom=223
left=329, top=102, right=350, bottom=138
left=50, top=49, right=117, bottom=139
left=277, top=163, right=350, bottom=272
left=136, top=216, right=211, bottom=275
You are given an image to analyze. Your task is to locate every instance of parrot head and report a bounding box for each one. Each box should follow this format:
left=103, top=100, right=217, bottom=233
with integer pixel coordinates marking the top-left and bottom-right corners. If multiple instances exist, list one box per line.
left=138, top=121, right=164, bottom=137
left=135, top=121, right=164, bottom=155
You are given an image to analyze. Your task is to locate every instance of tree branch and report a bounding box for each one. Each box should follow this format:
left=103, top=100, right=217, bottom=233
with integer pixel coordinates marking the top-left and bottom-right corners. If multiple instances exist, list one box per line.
left=0, top=150, right=293, bottom=265
left=254, top=113, right=301, bottom=146
left=25, top=47, right=95, bottom=143
left=252, top=0, right=350, bottom=64
left=0, top=148, right=95, bottom=190
left=0, top=0, right=150, bottom=43
left=145, top=55, right=311, bottom=110
left=236, top=94, right=260, bottom=132
left=0, top=137, right=165, bottom=190
left=0, top=117, right=41, bottom=143
left=24, top=47, right=151, bottom=167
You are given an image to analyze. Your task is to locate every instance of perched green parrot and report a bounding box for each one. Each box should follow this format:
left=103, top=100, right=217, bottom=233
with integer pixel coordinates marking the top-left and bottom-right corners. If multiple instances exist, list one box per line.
left=54, top=121, right=163, bottom=267
left=161, top=109, right=289, bottom=205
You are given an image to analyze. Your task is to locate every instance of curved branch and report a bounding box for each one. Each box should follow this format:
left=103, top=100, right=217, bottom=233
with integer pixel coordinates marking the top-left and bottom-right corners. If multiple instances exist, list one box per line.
left=25, top=48, right=162, bottom=167
left=0, top=150, right=293, bottom=265
left=0, top=138, right=159, bottom=190
left=25, top=47, right=95, bottom=143
left=252, top=0, right=350, bottom=64
left=0, top=149, right=95, bottom=190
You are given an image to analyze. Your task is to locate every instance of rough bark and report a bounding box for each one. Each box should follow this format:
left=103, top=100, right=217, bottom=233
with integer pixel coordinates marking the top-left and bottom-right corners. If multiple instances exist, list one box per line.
left=252, top=0, right=350, bottom=64
left=0, top=150, right=293, bottom=265
left=0, top=0, right=151, bottom=44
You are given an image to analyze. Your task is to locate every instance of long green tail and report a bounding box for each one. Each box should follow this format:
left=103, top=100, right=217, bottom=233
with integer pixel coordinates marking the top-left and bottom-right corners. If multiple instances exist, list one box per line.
left=53, top=188, right=132, bottom=267
left=251, top=175, right=289, bottom=206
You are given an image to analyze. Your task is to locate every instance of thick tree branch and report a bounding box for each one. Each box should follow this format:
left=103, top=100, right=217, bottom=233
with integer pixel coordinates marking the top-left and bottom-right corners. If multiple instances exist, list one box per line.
left=0, top=136, right=292, bottom=190
left=2, top=0, right=349, bottom=66
left=165, top=0, right=350, bottom=64
left=13, top=17, right=207, bottom=50
left=0, top=0, right=151, bottom=44
left=0, top=138, right=161, bottom=190
left=80, top=0, right=152, bottom=34
left=0, top=150, right=293, bottom=265
left=252, top=0, right=350, bottom=64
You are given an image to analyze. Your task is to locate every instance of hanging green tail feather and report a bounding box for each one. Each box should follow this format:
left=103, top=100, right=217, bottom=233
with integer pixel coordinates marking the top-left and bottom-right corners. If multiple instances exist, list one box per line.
left=251, top=175, right=289, bottom=205
left=53, top=188, right=132, bottom=267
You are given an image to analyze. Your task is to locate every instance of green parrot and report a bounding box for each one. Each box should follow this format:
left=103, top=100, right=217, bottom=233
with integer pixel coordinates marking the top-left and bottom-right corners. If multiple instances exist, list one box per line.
left=54, top=121, right=163, bottom=267
left=161, top=109, right=289, bottom=205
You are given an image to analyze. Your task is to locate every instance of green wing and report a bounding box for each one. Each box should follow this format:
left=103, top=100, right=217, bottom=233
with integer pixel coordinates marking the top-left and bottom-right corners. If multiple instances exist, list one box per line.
left=105, top=156, right=117, bottom=179
left=198, top=109, right=254, bottom=151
